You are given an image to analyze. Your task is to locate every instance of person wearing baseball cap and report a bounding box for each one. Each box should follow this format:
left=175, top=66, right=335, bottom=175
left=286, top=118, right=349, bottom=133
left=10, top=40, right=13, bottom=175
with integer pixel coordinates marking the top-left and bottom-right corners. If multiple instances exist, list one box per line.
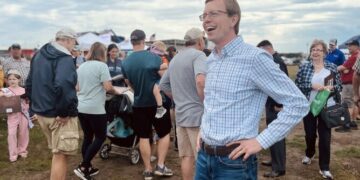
left=122, top=29, right=173, bottom=179
left=346, top=40, right=360, bottom=47
left=325, top=38, right=345, bottom=66
left=159, top=27, right=207, bottom=180
left=336, top=39, right=360, bottom=132
left=25, top=27, right=79, bottom=179
left=0, top=43, right=30, bottom=87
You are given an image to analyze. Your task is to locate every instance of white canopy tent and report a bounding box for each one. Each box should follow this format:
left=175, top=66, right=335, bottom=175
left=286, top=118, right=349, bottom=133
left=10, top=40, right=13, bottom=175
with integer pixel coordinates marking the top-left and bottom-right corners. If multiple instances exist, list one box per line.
left=77, top=32, right=148, bottom=52
left=118, top=40, right=133, bottom=51
left=77, top=32, right=117, bottom=51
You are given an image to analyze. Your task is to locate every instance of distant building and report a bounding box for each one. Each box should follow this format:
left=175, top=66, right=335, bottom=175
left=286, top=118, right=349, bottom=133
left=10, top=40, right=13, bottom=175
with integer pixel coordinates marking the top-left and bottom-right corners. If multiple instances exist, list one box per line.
left=0, top=49, right=35, bottom=60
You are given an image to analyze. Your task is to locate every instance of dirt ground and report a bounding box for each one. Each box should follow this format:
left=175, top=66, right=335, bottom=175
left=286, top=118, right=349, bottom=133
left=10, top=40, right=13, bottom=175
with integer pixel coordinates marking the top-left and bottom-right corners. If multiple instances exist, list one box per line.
left=0, top=116, right=359, bottom=180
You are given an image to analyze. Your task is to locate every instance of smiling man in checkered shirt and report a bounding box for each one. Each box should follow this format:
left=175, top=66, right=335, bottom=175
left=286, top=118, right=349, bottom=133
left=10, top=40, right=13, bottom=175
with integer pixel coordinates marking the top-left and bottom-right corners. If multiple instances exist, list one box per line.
left=195, top=0, right=309, bottom=179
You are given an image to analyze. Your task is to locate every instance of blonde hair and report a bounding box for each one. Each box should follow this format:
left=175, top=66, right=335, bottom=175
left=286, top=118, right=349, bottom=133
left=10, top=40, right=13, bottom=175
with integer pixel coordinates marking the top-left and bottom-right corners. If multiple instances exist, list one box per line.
left=152, top=41, right=167, bottom=53
left=86, top=42, right=107, bottom=62
left=310, top=39, right=328, bottom=55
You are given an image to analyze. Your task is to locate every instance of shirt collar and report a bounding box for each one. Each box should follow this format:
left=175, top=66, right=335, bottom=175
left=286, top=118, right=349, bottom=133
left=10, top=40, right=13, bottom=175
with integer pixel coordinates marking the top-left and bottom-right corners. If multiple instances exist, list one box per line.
left=212, top=35, right=244, bottom=58
left=51, top=41, right=72, bottom=56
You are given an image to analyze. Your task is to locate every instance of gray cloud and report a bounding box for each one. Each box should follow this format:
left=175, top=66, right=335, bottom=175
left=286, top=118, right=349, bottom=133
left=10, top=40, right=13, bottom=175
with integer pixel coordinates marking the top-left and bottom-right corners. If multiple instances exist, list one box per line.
left=0, top=0, right=358, bottom=52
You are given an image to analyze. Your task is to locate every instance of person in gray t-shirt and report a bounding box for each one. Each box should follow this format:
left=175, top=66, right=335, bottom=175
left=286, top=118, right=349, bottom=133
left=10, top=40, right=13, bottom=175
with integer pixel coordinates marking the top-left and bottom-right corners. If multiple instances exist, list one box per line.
left=160, top=28, right=207, bottom=180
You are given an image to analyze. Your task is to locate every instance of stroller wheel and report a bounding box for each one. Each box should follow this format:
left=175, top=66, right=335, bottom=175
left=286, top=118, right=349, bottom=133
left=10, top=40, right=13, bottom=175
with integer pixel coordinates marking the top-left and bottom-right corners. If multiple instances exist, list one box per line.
left=130, top=148, right=140, bottom=164
left=100, top=144, right=111, bottom=159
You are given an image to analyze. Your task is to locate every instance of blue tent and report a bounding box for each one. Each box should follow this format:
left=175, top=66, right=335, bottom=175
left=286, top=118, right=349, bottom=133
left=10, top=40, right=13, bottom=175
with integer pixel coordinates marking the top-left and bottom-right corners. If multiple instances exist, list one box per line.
left=338, top=35, right=360, bottom=49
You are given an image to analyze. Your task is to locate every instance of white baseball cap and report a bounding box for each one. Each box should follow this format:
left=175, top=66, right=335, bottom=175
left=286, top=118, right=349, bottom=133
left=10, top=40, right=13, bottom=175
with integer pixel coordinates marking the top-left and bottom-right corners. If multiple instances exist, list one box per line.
left=56, top=28, right=77, bottom=39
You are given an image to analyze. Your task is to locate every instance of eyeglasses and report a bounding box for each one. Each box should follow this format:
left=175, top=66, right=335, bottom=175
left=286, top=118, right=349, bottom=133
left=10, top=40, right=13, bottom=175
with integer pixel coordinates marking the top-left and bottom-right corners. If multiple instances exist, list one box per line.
left=311, top=48, right=324, bottom=52
left=199, top=10, right=228, bottom=21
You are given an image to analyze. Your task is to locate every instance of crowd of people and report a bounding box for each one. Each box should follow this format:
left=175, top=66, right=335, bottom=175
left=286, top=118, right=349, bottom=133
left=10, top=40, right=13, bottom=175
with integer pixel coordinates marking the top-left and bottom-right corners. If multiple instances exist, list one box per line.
left=0, top=0, right=359, bottom=180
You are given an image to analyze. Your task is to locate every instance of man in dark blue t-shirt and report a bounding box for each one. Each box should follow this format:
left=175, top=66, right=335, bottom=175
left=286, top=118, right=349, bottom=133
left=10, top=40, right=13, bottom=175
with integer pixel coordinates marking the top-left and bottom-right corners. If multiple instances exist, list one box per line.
left=121, top=29, right=173, bottom=180
left=325, top=39, right=345, bottom=66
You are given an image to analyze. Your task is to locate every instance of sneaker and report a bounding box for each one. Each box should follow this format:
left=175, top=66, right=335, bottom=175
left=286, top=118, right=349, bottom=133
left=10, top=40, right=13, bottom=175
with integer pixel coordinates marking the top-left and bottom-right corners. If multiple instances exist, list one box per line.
left=302, top=156, right=313, bottom=165
left=74, top=166, right=92, bottom=180
left=19, top=153, right=27, bottom=158
left=89, top=166, right=99, bottom=176
left=319, top=170, right=333, bottom=179
left=350, top=121, right=358, bottom=130
left=335, top=126, right=351, bottom=133
left=154, top=165, right=173, bottom=176
left=155, top=106, right=167, bottom=118
left=143, top=171, right=154, bottom=180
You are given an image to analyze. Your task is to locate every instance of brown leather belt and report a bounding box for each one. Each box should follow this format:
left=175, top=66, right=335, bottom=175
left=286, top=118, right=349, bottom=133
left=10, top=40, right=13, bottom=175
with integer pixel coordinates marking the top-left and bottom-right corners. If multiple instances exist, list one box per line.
left=201, top=141, right=239, bottom=156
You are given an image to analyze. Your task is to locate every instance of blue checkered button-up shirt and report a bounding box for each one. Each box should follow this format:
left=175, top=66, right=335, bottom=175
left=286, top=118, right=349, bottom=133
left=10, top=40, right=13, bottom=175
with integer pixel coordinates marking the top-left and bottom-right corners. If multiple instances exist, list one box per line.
left=200, top=36, right=309, bottom=149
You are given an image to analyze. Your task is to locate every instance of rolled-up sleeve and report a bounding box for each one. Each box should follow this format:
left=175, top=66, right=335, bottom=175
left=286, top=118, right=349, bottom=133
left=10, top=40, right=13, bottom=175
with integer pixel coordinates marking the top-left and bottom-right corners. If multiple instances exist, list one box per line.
left=251, top=53, right=310, bottom=149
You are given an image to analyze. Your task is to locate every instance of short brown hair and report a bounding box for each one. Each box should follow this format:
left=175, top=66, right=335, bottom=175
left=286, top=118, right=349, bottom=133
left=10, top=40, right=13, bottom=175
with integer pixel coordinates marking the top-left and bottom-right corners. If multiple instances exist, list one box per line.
left=205, top=0, right=241, bottom=34
left=6, top=73, right=21, bottom=80
left=310, top=39, right=328, bottom=55
left=131, top=39, right=143, bottom=46
left=86, top=42, right=107, bottom=62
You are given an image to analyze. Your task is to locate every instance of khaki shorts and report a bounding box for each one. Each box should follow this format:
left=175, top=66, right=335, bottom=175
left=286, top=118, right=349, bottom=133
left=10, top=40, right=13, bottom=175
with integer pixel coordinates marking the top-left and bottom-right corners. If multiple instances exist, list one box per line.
left=37, top=115, right=80, bottom=155
left=341, top=84, right=354, bottom=108
left=176, top=126, right=199, bottom=159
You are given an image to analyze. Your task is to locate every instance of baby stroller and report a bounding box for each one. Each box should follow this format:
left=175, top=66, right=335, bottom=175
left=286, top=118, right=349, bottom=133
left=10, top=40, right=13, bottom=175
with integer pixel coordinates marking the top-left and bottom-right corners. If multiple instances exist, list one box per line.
left=99, top=90, right=140, bottom=165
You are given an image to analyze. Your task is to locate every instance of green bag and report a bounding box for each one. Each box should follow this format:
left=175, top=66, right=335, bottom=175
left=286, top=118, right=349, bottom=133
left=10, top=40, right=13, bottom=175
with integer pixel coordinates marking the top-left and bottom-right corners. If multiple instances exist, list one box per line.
left=310, top=90, right=331, bottom=116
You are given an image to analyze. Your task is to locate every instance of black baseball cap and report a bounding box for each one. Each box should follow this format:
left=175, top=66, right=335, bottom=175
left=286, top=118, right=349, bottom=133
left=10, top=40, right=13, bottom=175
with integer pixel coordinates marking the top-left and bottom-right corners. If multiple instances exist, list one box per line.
left=130, top=29, right=146, bottom=41
left=257, top=40, right=272, bottom=47
left=11, top=43, right=21, bottom=49
left=346, top=40, right=359, bottom=47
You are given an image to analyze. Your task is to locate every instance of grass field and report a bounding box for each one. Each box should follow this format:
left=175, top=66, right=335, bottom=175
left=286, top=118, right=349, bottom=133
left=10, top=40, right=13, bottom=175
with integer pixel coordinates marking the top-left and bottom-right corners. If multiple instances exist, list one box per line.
left=0, top=65, right=359, bottom=179
left=287, top=65, right=299, bottom=80
left=0, top=116, right=52, bottom=179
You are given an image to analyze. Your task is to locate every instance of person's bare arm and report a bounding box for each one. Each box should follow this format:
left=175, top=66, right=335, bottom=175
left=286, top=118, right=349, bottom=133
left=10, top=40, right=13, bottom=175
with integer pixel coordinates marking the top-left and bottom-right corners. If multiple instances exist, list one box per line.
left=158, top=63, right=168, bottom=77
left=160, top=63, right=168, bottom=70
left=337, top=65, right=346, bottom=72
left=353, top=73, right=360, bottom=103
left=103, top=81, right=115, bottom=94
left=124, top=79, right=134, bottom=90
left=196, top=74, right=206, bottom=102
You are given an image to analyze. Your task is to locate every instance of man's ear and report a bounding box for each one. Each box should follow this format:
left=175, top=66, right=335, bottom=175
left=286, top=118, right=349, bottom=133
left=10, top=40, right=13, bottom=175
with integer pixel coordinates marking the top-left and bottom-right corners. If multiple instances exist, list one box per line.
left=231, top=15, right=239, bottom=27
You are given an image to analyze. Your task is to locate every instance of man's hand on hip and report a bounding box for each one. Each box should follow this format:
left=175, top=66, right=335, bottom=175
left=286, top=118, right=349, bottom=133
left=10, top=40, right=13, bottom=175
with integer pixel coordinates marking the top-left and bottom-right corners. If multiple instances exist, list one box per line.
left=55, top=116, right=69, bottom=126
left=227, top=138, right=263, bottom=161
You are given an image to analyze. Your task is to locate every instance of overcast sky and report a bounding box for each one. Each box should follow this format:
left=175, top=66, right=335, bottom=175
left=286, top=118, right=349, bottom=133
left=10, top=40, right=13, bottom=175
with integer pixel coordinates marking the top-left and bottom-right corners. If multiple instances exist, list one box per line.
left=0, top=0, right=359, bottom=52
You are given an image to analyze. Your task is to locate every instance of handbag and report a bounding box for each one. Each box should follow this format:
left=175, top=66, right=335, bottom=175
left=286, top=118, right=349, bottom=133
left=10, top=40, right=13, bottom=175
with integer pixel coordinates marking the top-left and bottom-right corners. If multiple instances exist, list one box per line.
left=320, top=87, right=350, bottom=128
left=0, top=96, right=22, bottom=113
left=320, top=102, right=350, bottom=128
left=318, top=72, right=350, bottom=128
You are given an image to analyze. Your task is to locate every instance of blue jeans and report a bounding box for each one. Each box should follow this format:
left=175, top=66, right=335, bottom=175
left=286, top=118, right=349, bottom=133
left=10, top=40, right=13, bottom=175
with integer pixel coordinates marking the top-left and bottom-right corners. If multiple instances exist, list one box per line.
left=195, top=149, right=258, bottom=180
